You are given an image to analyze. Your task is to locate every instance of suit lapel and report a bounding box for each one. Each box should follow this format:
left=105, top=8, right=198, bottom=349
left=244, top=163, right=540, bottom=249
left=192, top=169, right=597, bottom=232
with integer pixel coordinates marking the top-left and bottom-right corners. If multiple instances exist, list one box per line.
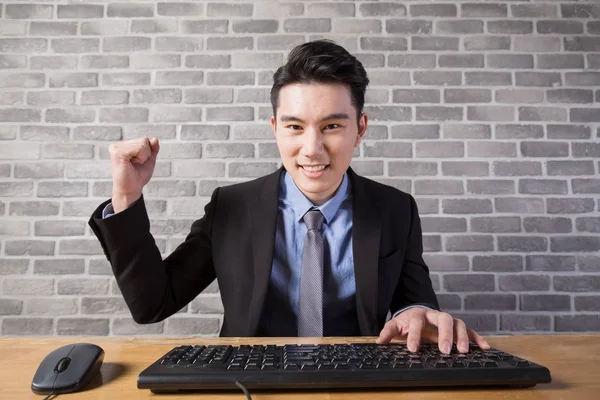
left=247, top=166, right=284, bottom=335
left=349, top=168, right=381, bottom=336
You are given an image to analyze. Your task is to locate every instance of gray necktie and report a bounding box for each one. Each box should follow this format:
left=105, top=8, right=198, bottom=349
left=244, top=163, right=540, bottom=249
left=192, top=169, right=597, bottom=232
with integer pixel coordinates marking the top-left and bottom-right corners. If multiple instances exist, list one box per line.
left=298, top=209, right=325, bottom=337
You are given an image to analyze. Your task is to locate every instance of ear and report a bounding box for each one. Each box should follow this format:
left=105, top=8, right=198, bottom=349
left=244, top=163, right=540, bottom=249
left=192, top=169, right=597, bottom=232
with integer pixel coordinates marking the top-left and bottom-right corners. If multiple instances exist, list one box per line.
left=355, top=113, right=368, bottom=147
left=270, top=115, right=277, bottom=138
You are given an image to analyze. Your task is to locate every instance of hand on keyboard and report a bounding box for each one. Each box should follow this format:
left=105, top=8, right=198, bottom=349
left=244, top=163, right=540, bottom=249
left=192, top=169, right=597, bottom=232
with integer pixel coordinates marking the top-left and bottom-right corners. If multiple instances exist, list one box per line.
left=376, top=307, right=490, bottom=354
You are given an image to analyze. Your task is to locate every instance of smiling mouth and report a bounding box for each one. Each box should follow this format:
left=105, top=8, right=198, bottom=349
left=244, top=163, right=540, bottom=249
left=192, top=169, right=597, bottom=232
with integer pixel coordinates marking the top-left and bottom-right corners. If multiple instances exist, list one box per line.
left=300, top=165, right=329, bottom=172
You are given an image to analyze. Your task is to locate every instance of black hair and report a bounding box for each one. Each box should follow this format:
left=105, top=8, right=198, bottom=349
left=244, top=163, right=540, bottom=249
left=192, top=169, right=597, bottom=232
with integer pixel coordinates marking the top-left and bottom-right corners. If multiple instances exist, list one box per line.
left=270, top=39, right=369, bottom=124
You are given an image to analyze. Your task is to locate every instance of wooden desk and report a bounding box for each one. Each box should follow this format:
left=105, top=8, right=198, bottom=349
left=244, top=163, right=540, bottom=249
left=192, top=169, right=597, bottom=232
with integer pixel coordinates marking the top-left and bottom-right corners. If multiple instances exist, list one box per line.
left=1, top=334, right=598, bottom=399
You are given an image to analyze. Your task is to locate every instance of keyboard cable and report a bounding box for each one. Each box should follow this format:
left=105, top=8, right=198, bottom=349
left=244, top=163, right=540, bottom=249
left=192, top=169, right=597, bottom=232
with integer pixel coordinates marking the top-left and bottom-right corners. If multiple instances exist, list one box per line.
left=42, top=392, right=57, bottom=400
left=235, top=380, right=252, bottom=400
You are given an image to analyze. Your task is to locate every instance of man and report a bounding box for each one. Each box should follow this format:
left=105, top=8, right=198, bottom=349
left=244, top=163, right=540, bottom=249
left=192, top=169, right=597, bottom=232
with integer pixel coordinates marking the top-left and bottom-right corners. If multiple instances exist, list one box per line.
left=89, top=40, right=489, bottom=355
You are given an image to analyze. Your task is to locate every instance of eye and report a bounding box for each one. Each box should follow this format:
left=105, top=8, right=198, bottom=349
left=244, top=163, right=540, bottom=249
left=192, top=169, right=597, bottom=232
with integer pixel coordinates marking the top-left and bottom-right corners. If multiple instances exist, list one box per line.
left=325, top=124, right=340, bottom=130
left=287, top=125, right=302, bottom=130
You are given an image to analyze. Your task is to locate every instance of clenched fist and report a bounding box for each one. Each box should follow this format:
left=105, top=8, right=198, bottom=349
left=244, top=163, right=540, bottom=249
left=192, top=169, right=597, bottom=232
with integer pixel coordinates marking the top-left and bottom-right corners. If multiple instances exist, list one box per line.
left=108, top=137, right=160, bottom=213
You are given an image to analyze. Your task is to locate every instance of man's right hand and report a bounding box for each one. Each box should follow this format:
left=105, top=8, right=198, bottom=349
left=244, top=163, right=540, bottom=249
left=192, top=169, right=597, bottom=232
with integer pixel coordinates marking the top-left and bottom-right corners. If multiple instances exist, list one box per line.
left=108, top=137, right=160, bottom=213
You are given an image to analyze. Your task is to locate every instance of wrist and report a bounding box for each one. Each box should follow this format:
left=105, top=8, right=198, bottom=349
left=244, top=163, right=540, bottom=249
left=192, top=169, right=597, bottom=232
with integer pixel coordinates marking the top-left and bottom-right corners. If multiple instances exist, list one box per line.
left=111, top=191, right=141, bottom=213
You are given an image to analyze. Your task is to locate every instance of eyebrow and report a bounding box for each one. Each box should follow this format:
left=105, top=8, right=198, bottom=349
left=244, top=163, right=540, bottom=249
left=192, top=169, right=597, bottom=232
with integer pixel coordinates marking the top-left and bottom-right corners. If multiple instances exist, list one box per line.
left=279, top=113, right=351, bottom=123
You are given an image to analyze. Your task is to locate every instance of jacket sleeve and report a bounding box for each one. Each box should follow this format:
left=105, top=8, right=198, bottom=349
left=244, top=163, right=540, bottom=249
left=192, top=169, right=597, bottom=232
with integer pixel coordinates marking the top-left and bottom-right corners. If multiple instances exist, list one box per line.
left=389, top=194, right=440, bottom=313
left=88, top=189, right=220, bottom=324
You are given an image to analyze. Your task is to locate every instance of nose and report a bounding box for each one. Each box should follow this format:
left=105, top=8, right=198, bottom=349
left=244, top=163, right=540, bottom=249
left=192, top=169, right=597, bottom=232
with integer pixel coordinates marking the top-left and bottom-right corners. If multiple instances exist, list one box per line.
left=302, top=128, right=324, bottom=158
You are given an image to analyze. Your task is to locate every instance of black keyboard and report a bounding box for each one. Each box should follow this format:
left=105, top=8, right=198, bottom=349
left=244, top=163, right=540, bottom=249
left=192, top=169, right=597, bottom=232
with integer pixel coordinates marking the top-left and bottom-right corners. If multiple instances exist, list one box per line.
left=138, top=342, right=551, bottom=393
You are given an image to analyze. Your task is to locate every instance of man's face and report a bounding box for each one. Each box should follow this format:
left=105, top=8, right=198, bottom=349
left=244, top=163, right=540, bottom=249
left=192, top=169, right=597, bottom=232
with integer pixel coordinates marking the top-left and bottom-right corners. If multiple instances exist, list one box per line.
left=270, top=82, right=368, bottom=205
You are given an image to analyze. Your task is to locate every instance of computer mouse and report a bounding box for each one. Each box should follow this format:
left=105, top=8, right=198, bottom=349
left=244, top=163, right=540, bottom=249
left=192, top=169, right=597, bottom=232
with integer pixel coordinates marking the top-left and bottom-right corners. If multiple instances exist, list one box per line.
left=31, top=343, right=104, bottom=395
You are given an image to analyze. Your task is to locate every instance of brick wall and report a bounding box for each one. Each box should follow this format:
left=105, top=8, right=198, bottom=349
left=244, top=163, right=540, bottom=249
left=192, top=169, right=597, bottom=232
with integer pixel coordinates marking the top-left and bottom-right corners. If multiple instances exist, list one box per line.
left=0, top=1, right=599, bottom=337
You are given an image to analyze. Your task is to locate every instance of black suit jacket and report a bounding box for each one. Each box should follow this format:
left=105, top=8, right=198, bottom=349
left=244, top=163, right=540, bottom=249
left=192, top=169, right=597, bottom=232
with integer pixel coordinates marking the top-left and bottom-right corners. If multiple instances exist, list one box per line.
left=89, top=167, right=439, bottom=337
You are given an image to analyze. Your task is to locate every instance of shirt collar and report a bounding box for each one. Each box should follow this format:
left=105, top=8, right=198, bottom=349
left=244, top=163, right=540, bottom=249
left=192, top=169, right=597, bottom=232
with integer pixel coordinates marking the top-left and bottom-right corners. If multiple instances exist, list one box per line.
left=280, top=170, right=350, bottom=225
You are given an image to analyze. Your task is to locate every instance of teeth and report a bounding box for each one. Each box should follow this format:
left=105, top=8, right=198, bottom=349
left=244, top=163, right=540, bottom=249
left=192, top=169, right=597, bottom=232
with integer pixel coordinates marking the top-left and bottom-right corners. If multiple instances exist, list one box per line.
left=303, top=165, right=326, bottom=172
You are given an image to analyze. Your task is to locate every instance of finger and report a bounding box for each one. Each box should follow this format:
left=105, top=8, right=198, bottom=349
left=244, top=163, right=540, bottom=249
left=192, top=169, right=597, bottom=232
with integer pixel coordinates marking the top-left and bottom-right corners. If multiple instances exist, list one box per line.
left=467, top=328, right=490, bottom=350
left=453, top=319, right=469, bottom=353
left=148, top=137, right=160, bottom=168
left=377, top=319, right=407, bottom=344
left=406, top=317, right=424, bottom=352
left=131, top=137, right=152, bottom=164
left=435, top=312, right=454, bottom=354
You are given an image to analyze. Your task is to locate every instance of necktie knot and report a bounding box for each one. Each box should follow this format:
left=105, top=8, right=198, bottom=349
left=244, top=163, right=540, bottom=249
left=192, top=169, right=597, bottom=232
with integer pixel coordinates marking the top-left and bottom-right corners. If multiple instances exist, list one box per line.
left=303, top=209, right=324, bottom=231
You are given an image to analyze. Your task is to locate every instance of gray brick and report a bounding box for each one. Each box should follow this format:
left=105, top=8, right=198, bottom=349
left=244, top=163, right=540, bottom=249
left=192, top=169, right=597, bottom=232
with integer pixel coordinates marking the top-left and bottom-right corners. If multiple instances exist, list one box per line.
left=0, top=220, right=29, bottom=236
left=589, top=21, right=600, bottom=34
left=577, top=217, right=600, bottom=233
left=537, top=54, right=584, bottom=70
left=556, top=316, right=600, bottom=332
left=464, top=36, right=510, bottom=50
left=575, top=296, right=600, bottom=311
left=488, top=20, right=532, bottom=34
left=555, top=126, right=592, bottom=140
left=0, top=38, right=47, bottom=53
left=473, top=255, right=523, bottom=272
left=0, top=164, right=10, bottom=177
left=57, top=4, right=104, bottom=18
left=0, top=91, right=23, bottom=105
left=74, top=126, right=122, bottom=142
left=466, top=72, right=511, bottom=86
left=43, top=143, right=94, bottom=159
left=548, top=89, right=593, bottom=104
left=415, top=180, right=463, bottom=195
left=523, top=217, right=571, bottom=234
left=34, top=259, right=85, bottom=275
left=9, top=201, right=59, bottom=216
left=26, top=298, right=77, bottom=315
left=562, top=4, right=600, bottom=18
left=334, top=20, right=381, bottom=34
left=231, top=54, right=280, bottom=70
left=462, top=3, right=507, bottom=17
left=363, top=106, right=411, bottom=122
left=0, top=142, right=40, bottom=160
left=49, top=73, right=97, bottom=89
left=229, top=162, right=279, bottom=178
left=359, top=2, right=406, bottom=17
left=165, top=317, right=220, bottom=335
left=471, top=217, right=520, bottom=233
left=468, top=141, right=516, bottom=157
left=522, top=295, right=570, bottom=312
left=52, top=38, right=99, bottom=54
left=500, top=275, right=550, bottom=291
left=488, top=54, right=534, bottom=69
left=207, top=2, right=252, bottom=17
left=348, top=160, right=383, bottom=176
left=206, top=71, right=253, bottom=86
left=446, top=235, right=494, bottom=251
left=468, top=180, right=515, bottom=195
left=414, top=71, right=461, bottom=86
left=389, top=161, right=437, bottom=176
left=80, top=21, right=129, bottom=36
left=190, top=296, right=224, bottom=314
left=444, top=274, right=494, bottom=292
left=131, top=54, right=180, bottom=69
left=81, top=90, right=129, bottom=105
left=443, top=199, right=492, bottom=214
left=465, top=295, right=516, bottom=311
left=519, top=179, right=568, bottom=195
left=555, top=276, right=600, bottom=292
left=416, top=106, right=462, bottom=122
left=27, top=91, right=75, bottom=107
left=538, top=20, right=583, bottom=34
left=237, top=88, right=269, bottom=104
left=392, top=125, right=438, bottom=139
left=501, top=315, right=551, bottom=332
left=526, top=255, right=576, bottom=272
left=361, top=37, right=408, bottom=51
left=0, top=259, right=29, bottom=275
left=515, top=37, right=561, bottom=52
left=412, top=36, right=459, bottom=51
left=158, top=2, right=204, bottom=16
left=206, top=143, right=254, bottom=159
left=131, top=19, right=178, bottom=34
left=551, top=236, right=600, bottom=252
left=82, top=56, right=129, bottom=69
left=103, top=37, right=151, bottom=52
left=38, top=182, right=88, bottom=198
left=82, top=297, right=128, bottom=314
left=496, top=198, right=544, bottom=214
left=363, top=142, right=411, bottom=158
left=521, top=142, right=568, bottom=158
left=453, top=314, right=497, bottom=333
left=100, top=107, right=148, bottom=123
left=496, top=124, right=543, bottom=139
left=181, top=125, right=229, bottom=140
left=284, top=18, right=329, bottom=33
left=57, top=318, right=109, bottom=336
left=494, top=161, right=541, bottom=176
left=207, top=37, right=253, bottom=51
left=423, top=254, right=469, bottom=272
left=548, top=161, right=595, bottom=176
left=0, top=20, right=26, bottom=35
left=112, top=317, right=164, bottom=335
left=390, top=89, right=438, bottom=104
left=156, top=72, right=203, bottom=87
left=45, top=108, right=96, bottom=123
left=415, top=198, right=438, bottom=214
left=123, top=125, right=176, bottom=141
left=547, top=198, right=595, bottom=214
left=443, top=124, right=491, bottom=139
left=421, top=217, right=466, bottom=233
left=565, top=37, right=600, bottom=52
left=107, top=3, right=153, bottom=17
left=3, top=278, right=54, bottom=295
left=369, top=71, right=410, bottom=87
left=571, top=108, right=600, bottom=123
left=388, top=54, right=436, bottom=69
left=0, top=181, right=32, bottom=197
left=5, top=240, right=54, bottom=256
left=206, top=107, right=253, bottom=121
left=498, top=236, right=548, bottom=252
left=133, top=89, right=180, bottom=104
left=422, top=235, right=442, bottom=252
left=371, top=179, right=408, bottom=193
left=416, top=141, right=463, bottom=158
left=573, top=179, right=600, bottom=194
left=438, top=20, right=483, bottom=34
left=181, top=20, right=228, bottom=34
left=445, top=88, right=490, bottom=103
left=514, top=3, right=558, bottom=17
left=0, top=73, right=45, bottom=88
left=30, top=21, right=77, bottom=36
left=57, top=278, right=109, bottom=295
left=411, top=3, right=456, bottom=17
left=0, top=299, right=23, bottom=315
left=0, top=109, right=41, bottom=123
left=20, top=126, right=69, bottom=141
left=174, top=161, right=226, bottom=178
left=158, top=38, right=204, bottom=53
left=3, top=318, right=53, bottom=336
left=5, top=4, right=53, bottom=18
